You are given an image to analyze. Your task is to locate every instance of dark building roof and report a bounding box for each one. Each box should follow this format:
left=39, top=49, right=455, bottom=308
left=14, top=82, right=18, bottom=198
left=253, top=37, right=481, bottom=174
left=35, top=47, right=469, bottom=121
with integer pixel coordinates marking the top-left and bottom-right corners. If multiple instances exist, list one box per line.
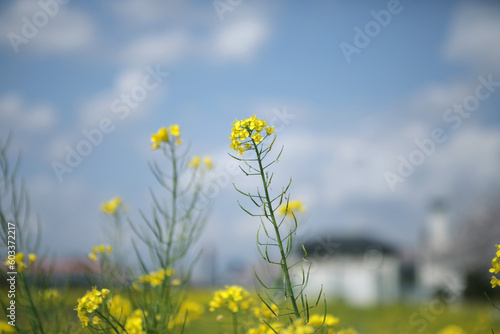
left=301, top=236, right=398, bottom=259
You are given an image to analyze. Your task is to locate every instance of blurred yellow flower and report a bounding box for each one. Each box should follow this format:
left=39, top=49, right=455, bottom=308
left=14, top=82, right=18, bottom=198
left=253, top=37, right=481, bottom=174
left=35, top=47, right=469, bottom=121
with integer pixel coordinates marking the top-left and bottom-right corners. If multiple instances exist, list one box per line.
left=109, top=294, right=133, bottom=320
left=252, top=302, right=279, bottom=320
left=0, top=321, right=14, bottom=333
left=39, top=289, right=61, bottom=304
left=101, top=197, right=122, bottom=214
left=437, top=325, right=466, bottom=334
left=151, top=127, right=169, bottom=149
left=170, top=124, right=180, bottom=137
left=489, top=244, right=500, bottom=288
left=308, top=314, right=339, bottom=328
left=124, top=309, right=145, bottom=334
left=204, top=156, right=213, bottom=169
left=188, top=156, right=200, bottom=168
left=209, top=285, right=251, bottom=313
left=138, top=267, right=175, bottom=287
left=4, top=252, right=35, bottom=272
left=278, top=200, right=306, bottom=217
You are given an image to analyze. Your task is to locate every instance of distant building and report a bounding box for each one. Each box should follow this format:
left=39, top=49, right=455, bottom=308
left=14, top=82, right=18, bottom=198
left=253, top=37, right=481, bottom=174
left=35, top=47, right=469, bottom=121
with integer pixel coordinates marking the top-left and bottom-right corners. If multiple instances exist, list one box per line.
left=417, top=199, right=465, bottom=298
left=299, top=237, right=400, bottom=306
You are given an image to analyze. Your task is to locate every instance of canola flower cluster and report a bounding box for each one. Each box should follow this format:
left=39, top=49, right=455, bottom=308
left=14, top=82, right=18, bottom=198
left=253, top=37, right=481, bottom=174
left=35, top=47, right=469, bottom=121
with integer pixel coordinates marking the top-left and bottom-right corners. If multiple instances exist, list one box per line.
left=437, top=325, right=466, bottom=334
left=151, top=124, right=181, bottom=150
left=209, top=285, right=252, bottom=313
left=75, top=287, right=110, bottom=327
left=489, top=244, right=500, bottom=288
left=4, top=252, right=36, bottom=272
left=39, top=288, right=61, bottom=304
left=101, top=196, right=122, bottom=215
left=248, top=314, right=341, bottom=334
left=188, top=155, right=213, bottom=169
left=123, top=309, right=146, bottom=334
left=88, top=244, right=112, bottom=261
left=137, top=267, right=177, bottom=288
left=278, top=200, right=306, bottom=217
left=229, top=115, right=275, bottom=155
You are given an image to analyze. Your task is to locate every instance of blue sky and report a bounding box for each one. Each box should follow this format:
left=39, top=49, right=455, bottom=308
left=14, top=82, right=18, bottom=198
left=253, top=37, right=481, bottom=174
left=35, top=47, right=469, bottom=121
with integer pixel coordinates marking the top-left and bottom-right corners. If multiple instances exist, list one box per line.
left=1, top=0, right=500, bottom=277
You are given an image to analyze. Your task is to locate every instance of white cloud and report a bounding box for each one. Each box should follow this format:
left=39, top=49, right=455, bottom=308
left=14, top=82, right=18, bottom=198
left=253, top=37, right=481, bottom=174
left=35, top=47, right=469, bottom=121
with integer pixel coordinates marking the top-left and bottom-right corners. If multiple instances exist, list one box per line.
left=0, top=1, right=96, bottom=54
left=0, top=93, right=56, bottom=133
left=209, top=19, right=269, bottom=62
left=442, top=3, right=500, bottom=69
left=121, top=30, right=192, bottom=65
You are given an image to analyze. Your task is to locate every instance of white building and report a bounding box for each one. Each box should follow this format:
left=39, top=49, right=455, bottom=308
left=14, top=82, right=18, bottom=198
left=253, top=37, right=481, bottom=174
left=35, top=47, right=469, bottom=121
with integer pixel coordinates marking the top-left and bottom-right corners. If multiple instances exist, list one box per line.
left=299, top=237, right=400, bottom=306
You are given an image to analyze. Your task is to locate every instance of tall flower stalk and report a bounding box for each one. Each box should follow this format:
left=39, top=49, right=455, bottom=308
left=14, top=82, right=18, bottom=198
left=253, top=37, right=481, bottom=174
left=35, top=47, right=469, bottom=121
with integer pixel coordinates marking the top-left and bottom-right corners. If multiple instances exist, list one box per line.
left=229, top=115, right=321, bottom=324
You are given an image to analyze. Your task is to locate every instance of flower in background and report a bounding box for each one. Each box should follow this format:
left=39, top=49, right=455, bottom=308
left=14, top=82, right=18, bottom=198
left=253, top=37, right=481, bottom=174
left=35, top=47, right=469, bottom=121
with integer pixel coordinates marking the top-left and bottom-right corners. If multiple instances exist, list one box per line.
left=170, top=124, right=180, bottom=137
left=109, top=294, right=133, bottom=320
left=75, top=287, right=110, bottom=327
left=88, top=244, right=112, bottom=261
left=229, top=115, right=275, bottom=155
left=138, top=268, right=175, bottom=287
left=124, top=309, right=145, bottom=334
left=308, top=314, right=340, bottom=328
left=252, top=302, right=279, bottom=320
left=101, top=197, right=122, bottom=215
left=437, top=325, right=466, bottom=334
left=204, top=156, right=213, bottom=169
left=169, top=300, right=205, bottom=329
left=4, top=252, right=36, bottom=272
left=489, top=244, right=500, bottom=288
left=0, top=321, right=14, bottom=333
left=151, top=127, right=169, bottom=149
left=278, top=200, right=306, bottom=217
left=39, top=289, right=61, bottom=304
left=188, top=156, right=200, bottom=168
left=209, top=285, right=252, bottom=313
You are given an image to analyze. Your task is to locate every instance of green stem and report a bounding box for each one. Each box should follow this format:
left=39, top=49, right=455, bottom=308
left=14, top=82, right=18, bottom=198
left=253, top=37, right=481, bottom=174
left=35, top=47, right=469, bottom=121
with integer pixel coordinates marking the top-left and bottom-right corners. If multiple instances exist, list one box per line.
left=233, top=312, right=238, bottom=334
left=20, top=272, right=45, bottom=334
left=253, top=140, right=301, bottom=319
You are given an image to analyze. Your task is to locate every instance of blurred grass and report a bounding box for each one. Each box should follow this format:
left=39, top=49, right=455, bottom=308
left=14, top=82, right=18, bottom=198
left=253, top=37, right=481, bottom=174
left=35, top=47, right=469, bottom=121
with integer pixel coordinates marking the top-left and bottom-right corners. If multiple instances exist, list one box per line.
left=2, top=287, right=500, bottom=333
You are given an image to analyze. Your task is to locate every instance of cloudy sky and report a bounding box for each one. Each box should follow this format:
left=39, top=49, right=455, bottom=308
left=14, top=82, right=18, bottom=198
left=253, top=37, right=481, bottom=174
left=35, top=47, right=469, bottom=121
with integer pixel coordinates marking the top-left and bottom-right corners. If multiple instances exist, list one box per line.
left=1, top=0, right=500, bottom=277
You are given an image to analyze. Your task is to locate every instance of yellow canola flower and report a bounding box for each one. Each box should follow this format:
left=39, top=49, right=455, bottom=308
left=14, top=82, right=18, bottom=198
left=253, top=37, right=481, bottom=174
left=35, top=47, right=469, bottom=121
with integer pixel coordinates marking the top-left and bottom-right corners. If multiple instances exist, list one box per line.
left=204, top=156, right=213, bottom=169
left=188, top=156, right=201, bottom=168
left=437, top=325, right=466, bottom=334
left=151, top=127, right=169, bottom=149
left=278, top=200, right=306, bottom=217
left=280, top=319, right=315, bottom=334
left=138, top=268, right=175, bottom=287
left=337, top=329, right=358, bottom=334
left=209, top=285, right=252, bottom=313
left=4, top=253, right=36, bottom=272
left=109, top=294, right=133, bottom=320
left=124, top=309, right=146, bottom=334
left=252, top=302, right=279, bottom=320
left=229, top=115, right=275, bottom=155
left=169, top=300, right=205, bottom=329
left=170, top=124, right=180, bottom=137
left=0, top=321, right=15, bottom=333
left=74, top=287, right=110, bottom=327
left=307, top=314, right=340, bottom=328
left=490, top=244, right=500, bottom=288
left=248, top=322, right=284, bottom=334
left=101, top=197, right=122, bottom=215
left=39, top=289, right=61, bottom=304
